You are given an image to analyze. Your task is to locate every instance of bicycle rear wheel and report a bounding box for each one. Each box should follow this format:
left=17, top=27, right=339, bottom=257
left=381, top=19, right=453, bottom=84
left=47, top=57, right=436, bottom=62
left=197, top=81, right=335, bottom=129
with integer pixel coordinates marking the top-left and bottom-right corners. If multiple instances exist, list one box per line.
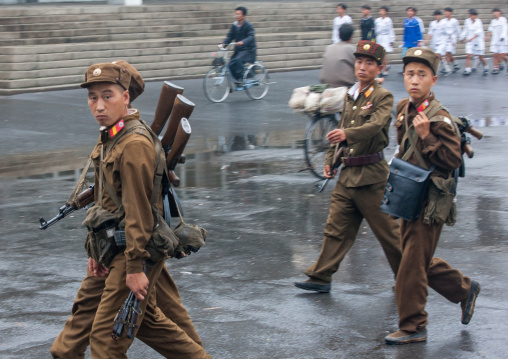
left=244, top=64, right=269, bottom=100
left=304, top=114, right=339, bottom=180
left=203, top=67, right=230, bottom=103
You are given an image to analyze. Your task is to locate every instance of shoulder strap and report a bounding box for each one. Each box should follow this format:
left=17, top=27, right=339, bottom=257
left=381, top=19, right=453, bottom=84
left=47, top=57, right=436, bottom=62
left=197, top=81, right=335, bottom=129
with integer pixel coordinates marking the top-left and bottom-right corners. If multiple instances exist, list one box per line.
left=401, top=104, right=427, bottom=168
left=102, top=120, right=166, bottom=215
left=423, top=99, right=445, bottom=120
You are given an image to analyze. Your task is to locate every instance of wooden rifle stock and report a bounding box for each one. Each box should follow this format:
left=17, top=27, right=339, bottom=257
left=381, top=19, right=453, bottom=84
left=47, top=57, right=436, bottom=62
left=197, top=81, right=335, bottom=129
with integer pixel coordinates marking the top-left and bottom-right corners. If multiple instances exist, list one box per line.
left=166, top=118, right=192, bottom=186
left=76, top=186, right=95, bottom=209
left=465, top=126, right=483, bottom=140
left=151, top=81, right=184, bottom=136
left=160, top=94, right=195, bottom=151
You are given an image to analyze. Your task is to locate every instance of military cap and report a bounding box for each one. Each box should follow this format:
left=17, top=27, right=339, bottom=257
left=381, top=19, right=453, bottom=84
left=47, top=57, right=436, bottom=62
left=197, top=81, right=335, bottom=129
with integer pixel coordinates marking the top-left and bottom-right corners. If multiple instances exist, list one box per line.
left=81, top=62, right=131, bottom=91
left=403, top=47, right=440, bottom=75
left=111, top=60, right=145, bottom=103
left=354, top=40, right=385, bottom=65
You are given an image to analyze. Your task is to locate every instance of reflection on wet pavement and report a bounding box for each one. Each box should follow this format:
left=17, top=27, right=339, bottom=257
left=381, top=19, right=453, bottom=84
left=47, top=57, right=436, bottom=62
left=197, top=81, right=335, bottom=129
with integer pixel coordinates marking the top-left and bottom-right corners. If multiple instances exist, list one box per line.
left=470, top=116, right=507, bottom=127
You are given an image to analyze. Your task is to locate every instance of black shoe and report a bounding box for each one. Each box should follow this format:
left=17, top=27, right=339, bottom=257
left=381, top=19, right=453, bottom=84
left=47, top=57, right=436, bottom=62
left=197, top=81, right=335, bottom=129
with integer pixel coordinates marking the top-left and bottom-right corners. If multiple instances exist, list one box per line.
left=294, top=279, right=331, bottom=293
left=461, top=280, right=481, bottom=324
left=385, top=329, right=427, bottom=345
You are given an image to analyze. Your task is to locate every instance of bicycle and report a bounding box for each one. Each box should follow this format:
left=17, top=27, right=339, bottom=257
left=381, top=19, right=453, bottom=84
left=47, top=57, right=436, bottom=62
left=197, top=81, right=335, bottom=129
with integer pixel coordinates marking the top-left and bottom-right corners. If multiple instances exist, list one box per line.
left=303, top=112, right=340, bottom=180
left=303, top=107, right=399, bottom=180
left=203, top=43, right=270, bottom=103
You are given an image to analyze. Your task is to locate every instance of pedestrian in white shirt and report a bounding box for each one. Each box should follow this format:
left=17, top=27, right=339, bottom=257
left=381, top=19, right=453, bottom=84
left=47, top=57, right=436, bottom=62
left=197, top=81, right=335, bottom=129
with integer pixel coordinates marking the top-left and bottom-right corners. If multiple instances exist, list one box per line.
left=332, top=3, right=353, bottom=44
left=486, top=8, right=508, bottom=74
left=426, top=10, right=448, bottom=67
left=442, top=7, right=462, bottom=75
left=461, top=9, right=488, bottom=76
left=375, top=6, right=395, bottom=76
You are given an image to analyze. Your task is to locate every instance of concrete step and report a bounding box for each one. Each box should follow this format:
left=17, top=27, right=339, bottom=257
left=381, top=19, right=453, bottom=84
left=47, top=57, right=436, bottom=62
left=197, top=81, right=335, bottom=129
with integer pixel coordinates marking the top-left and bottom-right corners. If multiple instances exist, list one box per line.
left=0, top=0, right=505, bottom=94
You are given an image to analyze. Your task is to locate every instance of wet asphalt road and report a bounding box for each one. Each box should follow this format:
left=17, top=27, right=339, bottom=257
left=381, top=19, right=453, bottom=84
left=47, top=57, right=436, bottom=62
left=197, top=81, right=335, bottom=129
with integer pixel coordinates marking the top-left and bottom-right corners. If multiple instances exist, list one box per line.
left=1, top=65, right=508, bottom=358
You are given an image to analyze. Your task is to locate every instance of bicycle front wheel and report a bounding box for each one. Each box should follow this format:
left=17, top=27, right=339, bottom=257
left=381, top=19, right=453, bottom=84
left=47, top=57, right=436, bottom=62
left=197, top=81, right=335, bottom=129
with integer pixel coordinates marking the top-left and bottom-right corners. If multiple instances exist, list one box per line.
left=244, top=64, right=269, bottom=100
left=304, top=115, right=339, bottom=180
left=203, top=67, right=230, bottom=103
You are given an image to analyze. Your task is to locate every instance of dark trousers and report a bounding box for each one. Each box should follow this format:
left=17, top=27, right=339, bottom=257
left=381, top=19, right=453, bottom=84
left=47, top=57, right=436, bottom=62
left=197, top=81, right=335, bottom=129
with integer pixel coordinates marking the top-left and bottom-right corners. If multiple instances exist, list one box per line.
left=305, top=181, right=401, bottom=283
left=395, top=213, right=472, bottom=332
left=228, top=58, right=245, bottom=81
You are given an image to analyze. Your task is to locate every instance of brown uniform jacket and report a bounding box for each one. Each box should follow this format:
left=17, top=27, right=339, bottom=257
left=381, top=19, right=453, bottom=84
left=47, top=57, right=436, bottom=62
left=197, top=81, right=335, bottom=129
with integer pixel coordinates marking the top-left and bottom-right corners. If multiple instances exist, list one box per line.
left=326, top=81, right=394, bottom=187
left=394, top=95, right=462, bottom=178
left=91, top=110, right=162, bottom=274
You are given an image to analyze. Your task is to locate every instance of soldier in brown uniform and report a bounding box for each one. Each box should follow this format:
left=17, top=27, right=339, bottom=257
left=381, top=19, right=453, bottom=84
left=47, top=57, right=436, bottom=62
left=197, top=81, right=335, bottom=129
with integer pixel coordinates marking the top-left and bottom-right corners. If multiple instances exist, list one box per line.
left=384, top=47, right=480, bottom=345
left=50, top=61, right=211, bottom=359
left=295, top=41, right=401, bottom=293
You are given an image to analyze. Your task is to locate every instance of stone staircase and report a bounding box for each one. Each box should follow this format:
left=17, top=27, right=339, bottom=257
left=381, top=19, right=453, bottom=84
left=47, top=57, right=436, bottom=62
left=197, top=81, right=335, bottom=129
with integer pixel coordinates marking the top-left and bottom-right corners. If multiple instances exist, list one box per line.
left=0, top=0, right=506, bottom=95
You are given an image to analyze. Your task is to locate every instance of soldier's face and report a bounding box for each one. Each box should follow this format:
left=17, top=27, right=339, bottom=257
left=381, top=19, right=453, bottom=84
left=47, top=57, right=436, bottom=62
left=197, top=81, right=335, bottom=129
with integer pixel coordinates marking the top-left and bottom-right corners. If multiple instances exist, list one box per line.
left=493, top=11, right=501, bottom=19
left=403, top=62, right=437, bottom=102
left=379, top=9, right=387, bottom=17
left=354, top=56, right=382, bottom=84
left=337, top=6, right=345, bottom=16
left=87, top=83, right=130, bottom=127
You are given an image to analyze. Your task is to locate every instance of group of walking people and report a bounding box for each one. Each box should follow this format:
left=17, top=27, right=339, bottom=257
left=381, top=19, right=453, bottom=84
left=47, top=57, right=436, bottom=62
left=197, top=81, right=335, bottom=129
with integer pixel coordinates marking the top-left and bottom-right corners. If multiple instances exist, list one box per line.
left=332, top=3, right=508, bottom=77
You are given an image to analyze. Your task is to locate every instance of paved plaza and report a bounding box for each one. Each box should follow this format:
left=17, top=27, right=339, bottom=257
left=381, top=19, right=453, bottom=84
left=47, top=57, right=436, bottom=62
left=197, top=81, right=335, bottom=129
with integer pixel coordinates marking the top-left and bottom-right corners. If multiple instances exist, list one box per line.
left=0, top=65, right=507, bottom=358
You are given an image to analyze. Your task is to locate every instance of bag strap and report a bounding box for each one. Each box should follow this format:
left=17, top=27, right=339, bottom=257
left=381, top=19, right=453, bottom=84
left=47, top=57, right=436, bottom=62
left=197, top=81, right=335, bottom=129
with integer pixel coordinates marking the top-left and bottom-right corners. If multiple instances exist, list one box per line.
left=401, top=104, right=427, bottom=168
left=400, top=99, right=447, bottom=168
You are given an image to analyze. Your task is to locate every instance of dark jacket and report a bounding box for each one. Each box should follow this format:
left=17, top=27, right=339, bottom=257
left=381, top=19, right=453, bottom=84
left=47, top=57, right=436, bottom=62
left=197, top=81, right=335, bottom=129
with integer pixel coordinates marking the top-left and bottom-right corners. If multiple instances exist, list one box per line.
left=360, top=17, right=376, bottom=40
left=223, top=20, right=257, bottom=63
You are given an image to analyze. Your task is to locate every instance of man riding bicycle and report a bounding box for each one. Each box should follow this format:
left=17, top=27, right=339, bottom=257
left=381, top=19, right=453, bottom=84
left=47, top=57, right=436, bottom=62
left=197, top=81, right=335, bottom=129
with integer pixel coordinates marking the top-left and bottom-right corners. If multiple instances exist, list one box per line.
left=221, top=6, right=257, bottom=83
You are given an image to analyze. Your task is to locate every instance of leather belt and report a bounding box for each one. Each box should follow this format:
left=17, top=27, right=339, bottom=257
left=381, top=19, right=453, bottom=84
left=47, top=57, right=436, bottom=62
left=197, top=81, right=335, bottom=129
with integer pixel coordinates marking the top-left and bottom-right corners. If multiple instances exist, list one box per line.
left=342, top=151, right=384, bottom=167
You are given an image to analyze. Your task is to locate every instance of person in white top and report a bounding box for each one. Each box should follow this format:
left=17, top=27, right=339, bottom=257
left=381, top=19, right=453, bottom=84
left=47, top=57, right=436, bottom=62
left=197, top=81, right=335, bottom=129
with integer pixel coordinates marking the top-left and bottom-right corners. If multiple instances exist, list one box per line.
left=375, top=6, right=395, bottom=76
left=426, top=10, right=450, bottom=72
left=442, top=7, right=462, bottom=75
left=332, top=3, right=353, bottom=44
left=460, top=9, right=488, bottom=76
left=486, top=8, right=508, bottom=74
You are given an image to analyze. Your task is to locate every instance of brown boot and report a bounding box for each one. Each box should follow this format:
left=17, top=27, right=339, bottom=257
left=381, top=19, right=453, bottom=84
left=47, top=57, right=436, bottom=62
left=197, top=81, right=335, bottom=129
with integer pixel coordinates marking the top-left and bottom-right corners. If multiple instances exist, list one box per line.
left=461, top=280, right=481, bottom=325
left=385, top=329, right=427, bottom=345
left=294, top=278, right=330, bottom=293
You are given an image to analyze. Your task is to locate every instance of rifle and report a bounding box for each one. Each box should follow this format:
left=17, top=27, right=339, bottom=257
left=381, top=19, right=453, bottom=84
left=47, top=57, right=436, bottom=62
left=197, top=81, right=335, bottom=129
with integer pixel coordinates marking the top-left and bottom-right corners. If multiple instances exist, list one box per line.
left=456, top=116, right=483, bottom=177
left=159, top=95, right=195, bottom=186
left=111, top=291, right=134, bottom=341
left=317, top=144, right=344, bottom=193
left=39, top=185, right=94, bottom=230
left=160, top=94, right=195, bottom=152
left=151, top=81, right=184, bottom=136
left=166, top=118, right=192, bottom=187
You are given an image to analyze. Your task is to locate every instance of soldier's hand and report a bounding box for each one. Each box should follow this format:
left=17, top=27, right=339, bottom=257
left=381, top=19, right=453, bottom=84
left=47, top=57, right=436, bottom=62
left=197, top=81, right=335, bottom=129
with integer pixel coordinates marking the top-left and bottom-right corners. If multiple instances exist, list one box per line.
left=237, top=41, right=244, bottom=46
left=88, top=258, right=109, bottom=277
left=413, top=112, right=431, bottom=139
left=326, top=129, right=346, bottom=144
left=126, top=272, right=149, bottom=301
left=323, top=165, right=337, bottom=179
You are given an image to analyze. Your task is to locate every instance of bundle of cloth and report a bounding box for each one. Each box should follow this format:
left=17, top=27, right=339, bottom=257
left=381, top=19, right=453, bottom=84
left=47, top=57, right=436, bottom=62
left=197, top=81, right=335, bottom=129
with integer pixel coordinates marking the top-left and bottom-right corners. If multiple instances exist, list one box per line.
left=288, top=85, right=347, bottom=115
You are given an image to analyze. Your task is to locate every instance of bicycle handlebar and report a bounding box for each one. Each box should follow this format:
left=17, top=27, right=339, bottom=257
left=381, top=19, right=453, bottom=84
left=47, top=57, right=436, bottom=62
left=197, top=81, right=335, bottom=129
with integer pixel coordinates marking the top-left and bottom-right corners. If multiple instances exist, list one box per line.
left=218, top=43, right=236, bottom=51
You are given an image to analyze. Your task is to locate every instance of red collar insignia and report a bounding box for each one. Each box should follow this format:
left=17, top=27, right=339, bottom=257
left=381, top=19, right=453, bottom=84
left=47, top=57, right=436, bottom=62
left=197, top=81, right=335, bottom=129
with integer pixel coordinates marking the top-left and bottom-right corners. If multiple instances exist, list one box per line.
left=108, top=119, right=125, bottom=138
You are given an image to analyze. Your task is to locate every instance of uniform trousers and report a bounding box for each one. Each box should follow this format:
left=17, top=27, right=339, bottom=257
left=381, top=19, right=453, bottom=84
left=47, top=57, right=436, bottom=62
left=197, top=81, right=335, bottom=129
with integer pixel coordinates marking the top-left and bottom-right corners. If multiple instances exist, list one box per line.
left=305, top=181, right=401, bottom=283
left=51, top=256, right=209, bottom=359
left=396, top=212, right=472, bottom=332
